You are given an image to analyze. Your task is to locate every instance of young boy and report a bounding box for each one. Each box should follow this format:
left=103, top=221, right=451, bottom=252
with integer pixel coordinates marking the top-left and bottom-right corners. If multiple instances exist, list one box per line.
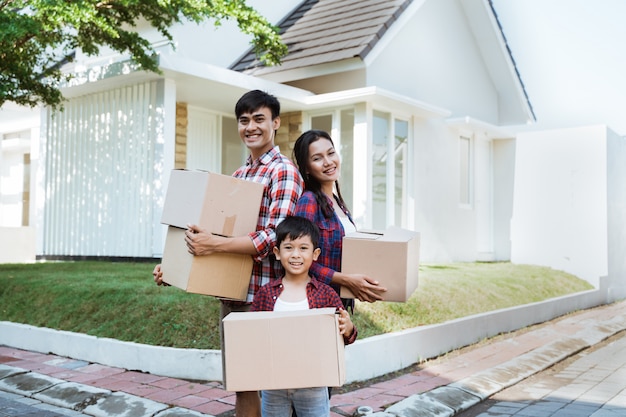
left=251, top=215, right=357, bottom=417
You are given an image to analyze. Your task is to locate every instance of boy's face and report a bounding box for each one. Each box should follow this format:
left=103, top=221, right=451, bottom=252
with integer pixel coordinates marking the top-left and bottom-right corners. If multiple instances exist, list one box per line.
left=273, top=234, right=320, bottom=276
left=237, top=106, right=280, bottom=159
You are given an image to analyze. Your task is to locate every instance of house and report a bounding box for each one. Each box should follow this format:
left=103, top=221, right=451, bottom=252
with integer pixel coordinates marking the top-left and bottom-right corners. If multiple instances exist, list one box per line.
left=0, top=0, right=624, bottom=301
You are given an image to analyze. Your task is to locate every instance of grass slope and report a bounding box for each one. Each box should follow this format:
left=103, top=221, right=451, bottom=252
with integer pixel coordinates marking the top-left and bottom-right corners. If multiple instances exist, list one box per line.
left=0, top=261, right=593, bottom=349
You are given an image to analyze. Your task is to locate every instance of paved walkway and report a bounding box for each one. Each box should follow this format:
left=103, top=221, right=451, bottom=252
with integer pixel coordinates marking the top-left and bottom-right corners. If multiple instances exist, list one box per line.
left=1, top=300, right=625, bottom=417
left=455, top=331, right=626, bottom=417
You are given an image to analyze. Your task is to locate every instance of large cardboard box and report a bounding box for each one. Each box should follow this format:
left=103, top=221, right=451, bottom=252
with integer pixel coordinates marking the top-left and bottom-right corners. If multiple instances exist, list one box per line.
left=340, top=227, right=420, bottom=302
left=161, top=169, right=264, bottom=236
left=223, top=308, right=345, bottom=391
left=161, top=226, right=252, bottom=300
left=160, top=169, right=264, bottom=300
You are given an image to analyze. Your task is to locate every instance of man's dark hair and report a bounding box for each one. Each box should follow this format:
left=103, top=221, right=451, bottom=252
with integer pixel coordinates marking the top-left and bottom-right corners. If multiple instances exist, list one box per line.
left=275, top=216, right=320, bottom=249
left=235, top=90, right=281, bottom=120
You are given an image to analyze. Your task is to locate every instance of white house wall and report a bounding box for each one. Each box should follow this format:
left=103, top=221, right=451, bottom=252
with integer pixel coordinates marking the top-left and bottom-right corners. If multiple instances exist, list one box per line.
left=510, top=126, right=610, bottom=287
left=366, top=0, right=499, bottom=124
left=41, top=81, right=166, bottom=257
left=101, top=0, right=303, bottom=70
left=607, top=129, right=626, bottom=301
left=412, top=118, right=484, bottom=263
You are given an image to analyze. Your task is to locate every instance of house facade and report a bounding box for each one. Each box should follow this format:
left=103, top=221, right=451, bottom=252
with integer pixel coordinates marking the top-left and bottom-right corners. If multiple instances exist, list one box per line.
left=1, top=0, right=624, bottom=300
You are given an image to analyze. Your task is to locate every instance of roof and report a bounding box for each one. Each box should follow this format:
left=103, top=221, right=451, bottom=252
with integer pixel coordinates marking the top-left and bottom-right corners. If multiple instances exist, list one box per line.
left=230, top=0, right=413, bottom=75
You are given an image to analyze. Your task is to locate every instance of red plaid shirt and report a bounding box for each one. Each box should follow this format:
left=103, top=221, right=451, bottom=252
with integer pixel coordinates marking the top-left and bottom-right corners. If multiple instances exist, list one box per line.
left=232, top=146, right=303, bottom=303
left=251, top=277, right=358, bottom=345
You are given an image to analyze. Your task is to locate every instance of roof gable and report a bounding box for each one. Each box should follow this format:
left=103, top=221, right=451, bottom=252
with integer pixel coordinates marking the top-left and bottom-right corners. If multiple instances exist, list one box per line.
left=231, top=0, right=412, bottom=75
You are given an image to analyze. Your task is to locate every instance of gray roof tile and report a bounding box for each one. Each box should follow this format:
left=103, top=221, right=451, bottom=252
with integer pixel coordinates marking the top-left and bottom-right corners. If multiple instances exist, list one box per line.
left=231, top=0, right=413, bottom=75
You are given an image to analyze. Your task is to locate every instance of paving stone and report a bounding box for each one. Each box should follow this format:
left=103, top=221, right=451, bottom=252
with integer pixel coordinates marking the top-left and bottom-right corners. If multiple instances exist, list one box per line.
left=83, top=391, right=169, bottom=417
left=33, top=381, right=111, bottom=411
left=0, top=364, right=27, bottom=379
left=0, top=371, right=65, bottom=396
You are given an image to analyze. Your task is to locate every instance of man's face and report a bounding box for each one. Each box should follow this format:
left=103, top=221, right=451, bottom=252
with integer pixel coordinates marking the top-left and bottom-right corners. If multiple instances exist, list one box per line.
left=237, top=106, right=280, bottom=158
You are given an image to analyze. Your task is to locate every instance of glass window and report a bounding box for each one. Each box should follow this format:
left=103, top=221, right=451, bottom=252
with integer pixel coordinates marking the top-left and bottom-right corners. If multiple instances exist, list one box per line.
left=311, top=112, right=355, bottom=212
left=0, top=132, right=31, bottom=227
left=394, top=119, right=408, bottom=225
left=372, top=111, right=389, bottom=229
left=371, top=112, right=410, bottom=228
left=459, top=136, right=471, bottom=205
left=339, top=110, right=354, bottom=211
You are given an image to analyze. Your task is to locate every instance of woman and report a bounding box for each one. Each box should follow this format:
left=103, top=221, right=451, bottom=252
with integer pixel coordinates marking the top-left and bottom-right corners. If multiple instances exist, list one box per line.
left=293, top=129, right=386, bottom=304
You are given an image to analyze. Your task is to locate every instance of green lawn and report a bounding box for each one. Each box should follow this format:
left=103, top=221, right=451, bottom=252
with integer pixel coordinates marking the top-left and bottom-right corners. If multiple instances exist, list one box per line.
left=0, top=261, right=593, bottom=350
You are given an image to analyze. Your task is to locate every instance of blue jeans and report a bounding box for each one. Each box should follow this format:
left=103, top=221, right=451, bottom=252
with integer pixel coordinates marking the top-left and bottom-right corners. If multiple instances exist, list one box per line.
left=261, top=387, right=329, bottom=417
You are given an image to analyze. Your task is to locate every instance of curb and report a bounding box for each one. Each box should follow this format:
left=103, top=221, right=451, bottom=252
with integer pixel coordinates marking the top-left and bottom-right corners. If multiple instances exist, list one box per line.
left=0, top=365, right=210, bottom=417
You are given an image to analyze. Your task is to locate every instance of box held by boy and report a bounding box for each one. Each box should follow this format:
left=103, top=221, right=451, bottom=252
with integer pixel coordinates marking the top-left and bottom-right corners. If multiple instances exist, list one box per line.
left=222, top=308, right=345, bottom=391
left=340, top=227, right=420, bottom=302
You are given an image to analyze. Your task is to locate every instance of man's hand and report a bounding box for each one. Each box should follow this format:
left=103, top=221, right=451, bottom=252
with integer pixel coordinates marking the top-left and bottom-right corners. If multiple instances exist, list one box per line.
left=185, top=224, right=217, bottom=256
left=152, top=264, right=168, bottom=286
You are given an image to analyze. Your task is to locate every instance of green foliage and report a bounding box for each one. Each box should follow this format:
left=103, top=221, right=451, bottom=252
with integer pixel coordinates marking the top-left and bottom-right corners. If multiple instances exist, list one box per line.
left=0, top=261, right=593, bottom=349
left=0, top=0, right=287, bottom=109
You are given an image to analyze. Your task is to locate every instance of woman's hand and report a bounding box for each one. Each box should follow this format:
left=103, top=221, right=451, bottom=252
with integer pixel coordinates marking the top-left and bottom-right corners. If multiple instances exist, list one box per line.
left=341, top=273, right=387, bottom=302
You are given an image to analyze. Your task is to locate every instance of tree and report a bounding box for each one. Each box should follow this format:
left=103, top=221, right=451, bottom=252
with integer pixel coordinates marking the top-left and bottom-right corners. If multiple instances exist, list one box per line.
left=0, top=0, right=288, bottom=109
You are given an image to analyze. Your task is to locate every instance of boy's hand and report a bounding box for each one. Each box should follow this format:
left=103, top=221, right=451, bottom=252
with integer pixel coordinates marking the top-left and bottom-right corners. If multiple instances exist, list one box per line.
left=337, top=309, right=354, bottom=337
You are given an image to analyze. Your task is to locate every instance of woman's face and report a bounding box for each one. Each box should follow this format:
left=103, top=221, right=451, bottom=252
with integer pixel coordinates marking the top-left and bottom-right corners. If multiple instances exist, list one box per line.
left=307, top=138, right=341, bottom=184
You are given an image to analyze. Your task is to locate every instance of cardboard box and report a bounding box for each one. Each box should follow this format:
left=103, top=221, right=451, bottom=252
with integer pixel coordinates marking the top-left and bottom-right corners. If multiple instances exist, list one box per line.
left=222, top=308, right=345, bottom=391
left=340, top=227, right=420, bottom=302
left=159, top=169, right=264, bottom=300
left=161, top=169, right=264, bottom=236
left=160, top=226, right=252, bottom=300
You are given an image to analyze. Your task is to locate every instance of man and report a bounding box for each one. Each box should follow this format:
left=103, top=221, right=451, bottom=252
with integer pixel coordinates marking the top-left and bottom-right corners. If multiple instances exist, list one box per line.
left=153, top=90, right=303, bottom=417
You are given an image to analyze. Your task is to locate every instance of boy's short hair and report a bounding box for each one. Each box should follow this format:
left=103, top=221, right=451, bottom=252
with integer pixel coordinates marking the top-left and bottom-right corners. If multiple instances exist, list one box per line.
left=275, top=216, right=320, bottom=249
left=235, top=90, right=281, bottom=120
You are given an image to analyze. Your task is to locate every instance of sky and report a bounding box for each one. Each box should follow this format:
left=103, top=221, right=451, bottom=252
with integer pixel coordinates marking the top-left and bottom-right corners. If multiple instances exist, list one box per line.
left=491, top=0, right=626, bottom=136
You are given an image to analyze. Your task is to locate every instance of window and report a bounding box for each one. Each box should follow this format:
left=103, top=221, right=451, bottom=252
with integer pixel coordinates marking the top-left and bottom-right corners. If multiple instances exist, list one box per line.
left=459, top=135, right=472, bottom=206
left=372, top=112, right=388, bottom=228
left=394, top=119, right=408, bottom=225
left=310, top=111, right=355, bottom=211
left=372, top=112, right=409, bottom=228
left=0, top=131, right=31, bottom=227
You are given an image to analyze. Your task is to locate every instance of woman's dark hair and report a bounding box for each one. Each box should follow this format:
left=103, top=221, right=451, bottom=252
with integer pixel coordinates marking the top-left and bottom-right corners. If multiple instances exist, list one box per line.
left=292, top=129, right=350, bottom=218
left=275, top=216, right=320, bottom=248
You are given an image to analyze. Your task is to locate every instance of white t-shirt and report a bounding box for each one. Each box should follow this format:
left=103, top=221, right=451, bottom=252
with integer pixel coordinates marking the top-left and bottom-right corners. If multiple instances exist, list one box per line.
left=274, top=297, right=309, bottom=312
left=340, top=215, right=356, bottom=234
